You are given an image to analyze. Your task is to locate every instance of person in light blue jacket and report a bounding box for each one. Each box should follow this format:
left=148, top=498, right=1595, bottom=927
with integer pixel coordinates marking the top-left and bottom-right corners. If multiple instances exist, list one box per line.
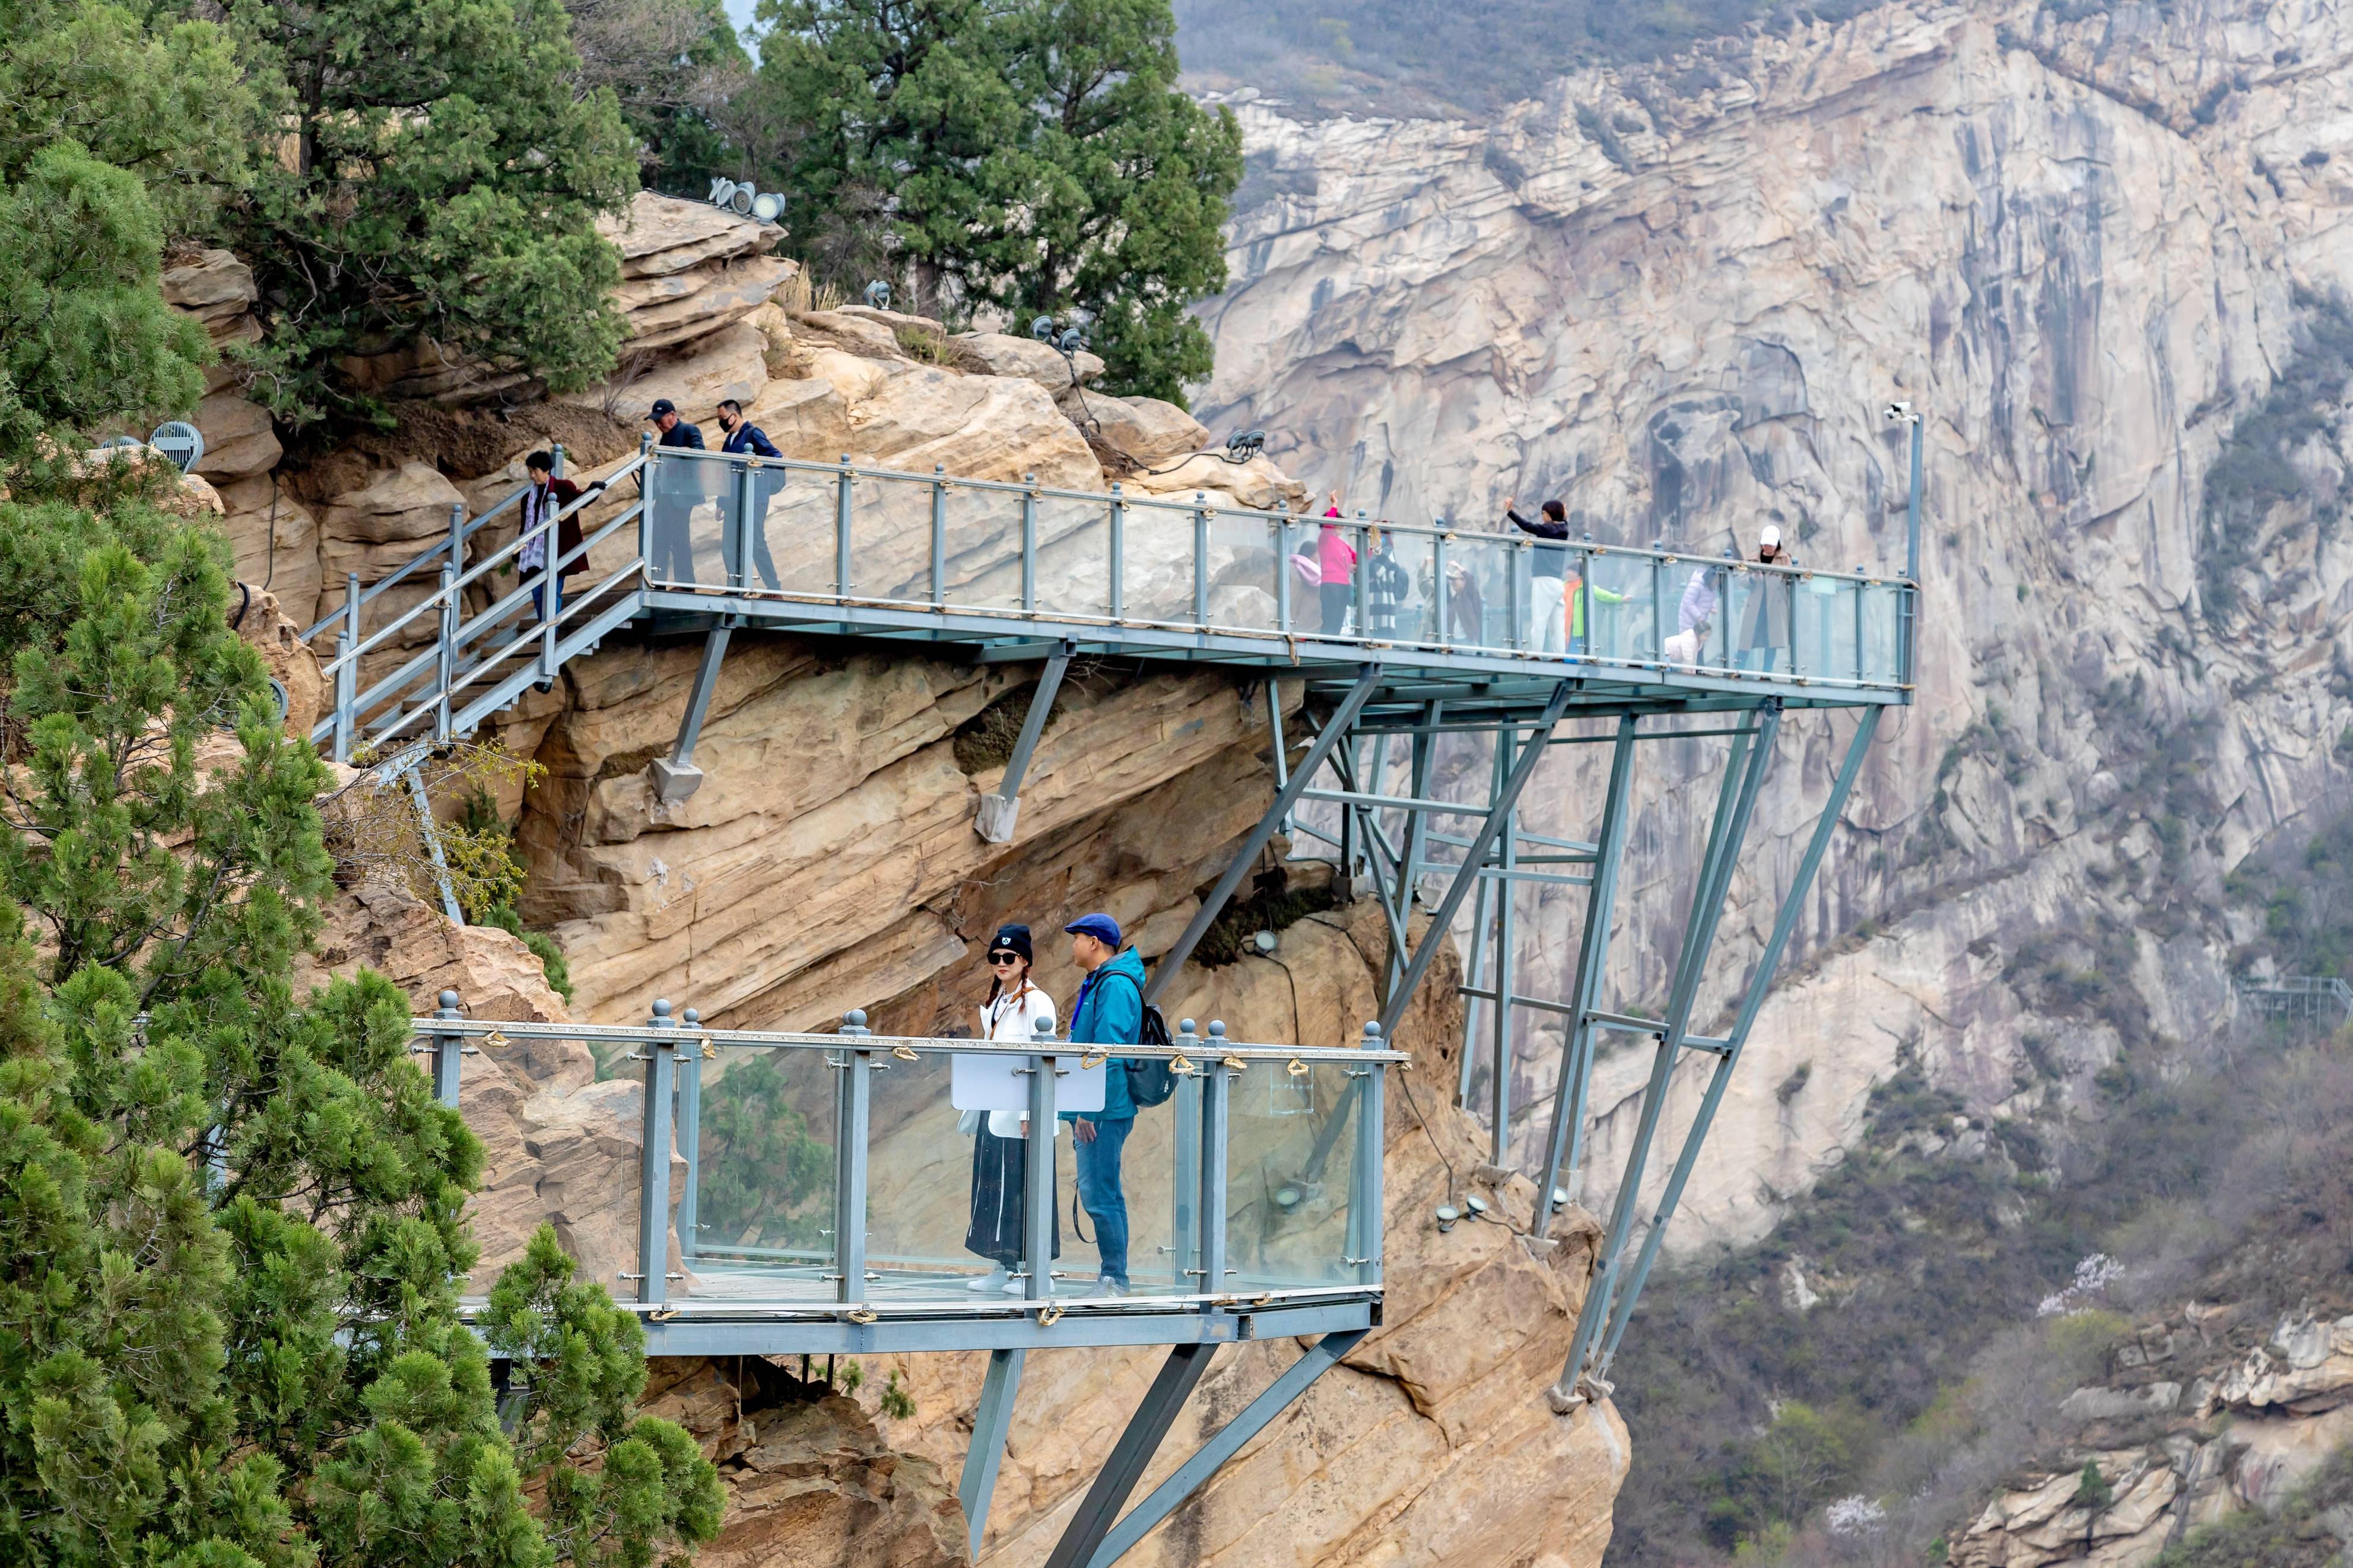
left=1060, top=912, right=1144, bottom=1295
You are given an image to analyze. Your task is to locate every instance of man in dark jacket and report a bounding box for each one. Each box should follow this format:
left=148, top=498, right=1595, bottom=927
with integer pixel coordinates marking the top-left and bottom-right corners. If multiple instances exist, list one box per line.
left=518, top=451, right=604, bottom=625
left=647, top=398, right=706, bottom=584
left=715, top=397, right=783, bottom=590
left=1059, top=912, right=1144, bottom=1296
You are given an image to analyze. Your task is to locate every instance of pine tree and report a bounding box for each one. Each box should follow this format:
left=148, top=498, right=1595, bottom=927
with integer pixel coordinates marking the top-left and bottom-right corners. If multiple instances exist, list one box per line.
left=746, top=0, right=1239, bottom=402
left=0, top=475, right=722, bottom=1566
left=220, top=0, right=642, bottom=419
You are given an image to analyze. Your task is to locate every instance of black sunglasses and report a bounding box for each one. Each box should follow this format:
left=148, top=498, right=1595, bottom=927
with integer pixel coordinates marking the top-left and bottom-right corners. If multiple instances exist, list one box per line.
left=987, top=952, right=1023, bottom=965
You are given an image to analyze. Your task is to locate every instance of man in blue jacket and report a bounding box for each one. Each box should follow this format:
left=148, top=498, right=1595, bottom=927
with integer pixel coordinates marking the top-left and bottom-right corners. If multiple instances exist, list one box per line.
left=715, top=397, right=783, bottom=590
left=1062, top=912, right=1144, bottom=1296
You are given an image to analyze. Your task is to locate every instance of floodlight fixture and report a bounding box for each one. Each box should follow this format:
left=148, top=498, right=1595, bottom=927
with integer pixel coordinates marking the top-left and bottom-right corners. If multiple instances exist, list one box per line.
left=863, top=279, right=893, bottom=310
left=1030, top=314, right=1057, bottom=341
left=149, top=420, right=205, bottom=473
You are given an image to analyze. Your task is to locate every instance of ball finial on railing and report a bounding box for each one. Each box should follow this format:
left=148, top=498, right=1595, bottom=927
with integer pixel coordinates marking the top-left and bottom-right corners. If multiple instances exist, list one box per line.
left=1033, top=1015, right=1056, bottom=1038
left=1207, top=1020, right=1227, bottom=1039
left=652, top=998, right=672, bottom=1018
left=1362, top=1021, right=1383, bottom=1045
left=682, top=1008, right=700, bottom=1027
left=1178, top=1019, right=1198, bottom=1039
left=842, top=1009, right=869, bottom=1036
left=437, top=990, right=460, bottom=1012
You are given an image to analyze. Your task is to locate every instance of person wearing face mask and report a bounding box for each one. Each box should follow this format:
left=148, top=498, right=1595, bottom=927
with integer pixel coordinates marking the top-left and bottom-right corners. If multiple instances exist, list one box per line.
left=1740, top=524, right=1795, bottom=672
left=713, top=398, right=783, bottom=590
left=962, top=924, right=1059, bottom=1294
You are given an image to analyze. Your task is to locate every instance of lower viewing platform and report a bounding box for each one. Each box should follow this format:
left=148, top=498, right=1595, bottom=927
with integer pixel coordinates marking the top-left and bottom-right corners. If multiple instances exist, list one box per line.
left=425, top=1004, right=1398, bottom=1358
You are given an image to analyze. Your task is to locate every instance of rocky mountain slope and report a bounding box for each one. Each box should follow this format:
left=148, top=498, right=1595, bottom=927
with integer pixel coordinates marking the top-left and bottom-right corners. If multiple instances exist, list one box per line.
left=1194, top=0, right=2353, bottom=1258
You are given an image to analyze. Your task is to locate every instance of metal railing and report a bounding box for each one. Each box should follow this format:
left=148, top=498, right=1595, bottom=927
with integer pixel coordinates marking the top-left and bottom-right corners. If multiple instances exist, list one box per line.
left=2238, top=975, right=2353, bottom=1025
left=312, top=443, right=653, bottom=760
left=631, top=446, right=1917, bottom=690
left=309, top=444, right=1917, bottom=763
left=414, top=997, right=1396, bottom=1323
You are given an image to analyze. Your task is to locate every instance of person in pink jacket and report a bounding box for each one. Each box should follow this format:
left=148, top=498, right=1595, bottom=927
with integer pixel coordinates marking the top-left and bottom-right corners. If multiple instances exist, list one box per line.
left=1317, top=491, right=1358, bottom=634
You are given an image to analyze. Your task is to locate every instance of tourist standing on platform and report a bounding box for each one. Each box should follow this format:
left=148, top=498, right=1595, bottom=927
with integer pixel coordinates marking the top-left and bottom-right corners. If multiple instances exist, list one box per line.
left=1364, top=526, right=1409, bottom=640
left=1672, top=548, right=1732, bottom=664
left=1062, top=912, right=1144, bottom=1296
left=714, top=397, right=785, bottom=590
left=647, top=398, right=705, bottom=584
left=1739, top=524, right=1793, bottom=671
left=963, top=924, right=1058, bottom=1295
left=1317, top=492, right=1357, bottom=635
left=1504, top=497, right=1573, bottom=653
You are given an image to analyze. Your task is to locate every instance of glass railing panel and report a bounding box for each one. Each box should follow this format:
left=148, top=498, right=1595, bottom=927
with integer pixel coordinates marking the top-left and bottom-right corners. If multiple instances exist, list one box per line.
left=1104, top=1064, right=1201, bottom=1297
left=1583, top=549, right=1660, bottom=664
left=1442, top=530, right=1522, bottom=654
left=682, top=1044, right=839, bottom=1298
left=1365, top=528, right=1434, bottom=647
left=1035, top=494, right=1114, bottom=620
left=1119, top=497, right=1201, bottom=628
left=750, top=465, right=842, bottom=597
left=1205, top=507, right=1282, bottom=634
left=940, top=483, right=1029, bottom=612
left=862, top=1049, right=989, bottom=1298
left=643, top=452, right=733, bottom=589
left=1226, top=1061, right=1361, bottom=1292
left=846, top=471, right=938, bottom=605
left=1790, top=574, right=1857, bottom=682
left=1862, top=582, right=1905, bottom=683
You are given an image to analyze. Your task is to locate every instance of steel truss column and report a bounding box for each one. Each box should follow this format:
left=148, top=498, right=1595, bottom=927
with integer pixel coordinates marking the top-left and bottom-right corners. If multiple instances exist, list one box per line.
left=1554, top=703, right=1782, bottom=1403
left=1376, top=681, right=1574, bottom=1042
left=976, top=641, right=1075, bottom=844
left=652, top=623, right=733, bottom=804
left=1042, top=1343, right=1219, bottom=1568
left=1147, top=666, right=1384, bottom=1004
left=961, top=1347, right=1025, bottom=1556
left=1081, top=1328, right=1370, bottom=1568
left=1490, top=730, right=1520, bottom=1166
left=1533, top=713, right=1639, bottom=1232
left=1593, top=707, right=1879, bottom=1372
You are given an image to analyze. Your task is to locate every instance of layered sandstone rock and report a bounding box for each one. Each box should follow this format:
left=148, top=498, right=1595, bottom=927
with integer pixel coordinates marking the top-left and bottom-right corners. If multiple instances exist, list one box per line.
left=599, top=192, right=795, bottom=355
left=1196, top=0, right=2353, bottom=1255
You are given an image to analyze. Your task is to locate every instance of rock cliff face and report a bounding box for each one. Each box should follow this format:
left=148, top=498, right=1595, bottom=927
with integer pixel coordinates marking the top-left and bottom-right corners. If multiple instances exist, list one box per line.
left=1193, top=0, right=2353, bottom=1251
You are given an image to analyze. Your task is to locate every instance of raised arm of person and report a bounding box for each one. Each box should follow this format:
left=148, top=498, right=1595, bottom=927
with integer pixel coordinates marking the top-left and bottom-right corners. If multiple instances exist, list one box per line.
left=1503, top=497, right=1569, bottom=539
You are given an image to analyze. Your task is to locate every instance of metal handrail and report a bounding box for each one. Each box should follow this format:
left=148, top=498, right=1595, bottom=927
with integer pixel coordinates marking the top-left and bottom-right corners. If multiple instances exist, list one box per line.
left=409, top=1014, right=1408, bottom=1063
left=298, top=480, right=533, bottom=643
left=640, top=446, right=1919, bottom=591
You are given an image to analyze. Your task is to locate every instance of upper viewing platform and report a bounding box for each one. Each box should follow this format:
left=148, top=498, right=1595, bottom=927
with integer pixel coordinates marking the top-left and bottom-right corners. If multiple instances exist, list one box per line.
left=306, top=442, right=1917, bottom=764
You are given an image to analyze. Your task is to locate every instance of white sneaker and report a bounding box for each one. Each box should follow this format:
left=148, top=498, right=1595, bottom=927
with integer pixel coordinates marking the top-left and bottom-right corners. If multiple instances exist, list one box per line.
left=1094, top=1276, right=1129, bottom=1297
left=1002, top=1277, right=1025, bottom=1295
left=968, top=1265, right=1008, bottom=1292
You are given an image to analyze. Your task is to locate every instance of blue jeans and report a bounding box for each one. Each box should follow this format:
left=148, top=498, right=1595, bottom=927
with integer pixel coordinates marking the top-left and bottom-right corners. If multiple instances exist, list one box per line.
left=1075, top=1114, right=1134, bottom=1287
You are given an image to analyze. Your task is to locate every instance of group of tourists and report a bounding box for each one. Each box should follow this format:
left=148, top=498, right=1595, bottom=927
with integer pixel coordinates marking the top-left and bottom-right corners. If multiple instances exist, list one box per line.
left=960, top=912, right=1157, bottom=1299
left=1297, top=488, right=1800, bottom=670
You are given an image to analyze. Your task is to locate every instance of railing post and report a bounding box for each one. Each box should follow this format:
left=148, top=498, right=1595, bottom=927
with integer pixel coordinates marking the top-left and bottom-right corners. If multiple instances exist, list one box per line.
left=833, top=1009, right=871, bottom=1303
left=636, top=998, right=679, bottom=1306
left=1274, top=512, right=1293, bottom=634
left=1651, top=556, right=1666, bottom=663
left=1353, top=1022, right=1385, bottom=1288
left=1170, top=1019, right=1202, bottom=1290
left=1507, top=540, right=1527, bottom=651
left=931, top=465, right=947, bottom=607
left=834, top=454, right=854, bottom=599
left=1192, top=496, right=1209, bottom=625
left=1353, top=510, right=1370, bottom=637
left=1024, top=1015, right=1058, bottom=1301
left=1853, top=578, right=1866, bottom=682
left=1198, top=1022, right=1231, bottom=1297
left=1020, top=473, right=1038, bottom=613
left=434, top=562, right=457, bottom=742
left=447, top=501, right=465, bottom=578
left=550, top=443, right=565, bottom=480
left=1577, top=549, right=1595, bottom=660
left=676, top=1007, right=702, bottom=1265
left=1109, top=484, right=1125, bottom=622
left=431, top=990, right=464, bottom=1108
left=638, top=433, right=655, bottom=570
left=333, top=637, right=355, bottom=764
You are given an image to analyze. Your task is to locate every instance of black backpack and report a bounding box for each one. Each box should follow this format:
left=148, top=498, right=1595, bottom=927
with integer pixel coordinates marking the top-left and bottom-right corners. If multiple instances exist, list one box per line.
left=1095, top=970, right=1177, bottom=1108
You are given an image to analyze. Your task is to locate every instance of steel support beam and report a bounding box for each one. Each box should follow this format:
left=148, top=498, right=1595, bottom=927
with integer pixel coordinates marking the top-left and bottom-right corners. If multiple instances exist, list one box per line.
left=652, top=624, right=732, bottom=804
left=960, top=1347, right=1025, bottom=1556
left=635, top=1001, right=679, bottom=1305
left=1042, top=1342, right=1219, bottom=1568
left=406, top=766, right=463, bottom=924
left=1147, top=666, right=1383, bottom=1004
left=1083, top=1329, right=1369, bottom=1568
left=1376, top=680, right=1573, bottom=1042
left=1554, top=704, right=1780, bottom=1400
left=977, top=642, right=1074, bottom=843
left=1535, top=714, right=1638, bottom=1230
left=1593, top=706, right=1879, bottom=1372
left=1490, top=731, right=1520, bottom=1166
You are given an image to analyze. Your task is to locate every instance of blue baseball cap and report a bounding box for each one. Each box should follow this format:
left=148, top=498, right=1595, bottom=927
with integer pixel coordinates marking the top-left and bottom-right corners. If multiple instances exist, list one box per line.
left=1063, top=913, right=1122, bottom=947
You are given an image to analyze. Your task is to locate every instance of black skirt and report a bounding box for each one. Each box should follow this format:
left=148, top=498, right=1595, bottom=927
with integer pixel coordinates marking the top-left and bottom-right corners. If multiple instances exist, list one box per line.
left=966, top=1124, right=1060, bottom=1265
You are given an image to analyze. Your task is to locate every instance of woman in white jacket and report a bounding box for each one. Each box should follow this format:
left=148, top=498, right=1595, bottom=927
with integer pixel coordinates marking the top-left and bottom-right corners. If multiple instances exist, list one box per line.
left=964, top=924, right=1058, bottom=1293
